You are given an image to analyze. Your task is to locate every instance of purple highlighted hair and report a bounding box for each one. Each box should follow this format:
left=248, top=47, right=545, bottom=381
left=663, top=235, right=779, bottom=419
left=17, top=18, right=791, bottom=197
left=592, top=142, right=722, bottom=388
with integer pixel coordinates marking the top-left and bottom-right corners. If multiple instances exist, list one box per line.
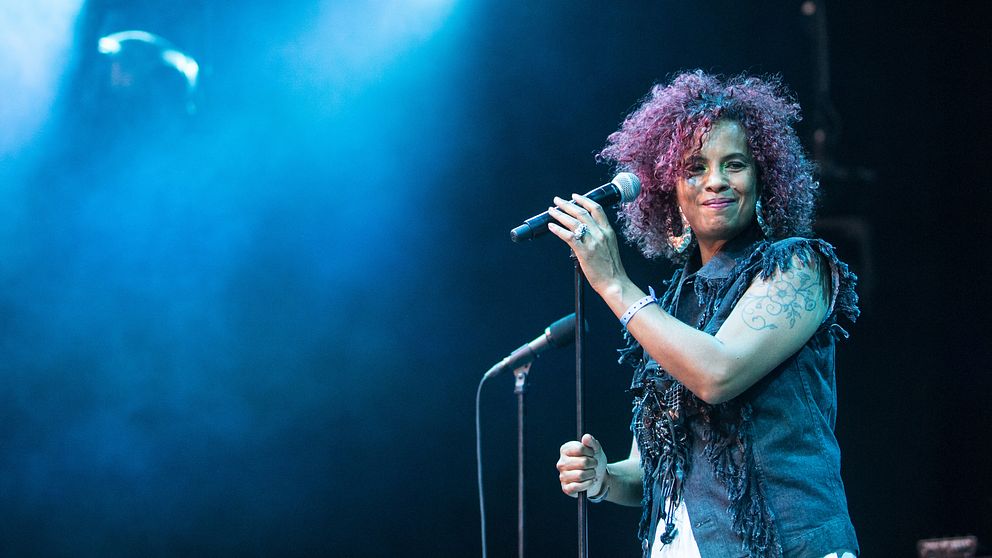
left=598, top=70, right=818, bottom=261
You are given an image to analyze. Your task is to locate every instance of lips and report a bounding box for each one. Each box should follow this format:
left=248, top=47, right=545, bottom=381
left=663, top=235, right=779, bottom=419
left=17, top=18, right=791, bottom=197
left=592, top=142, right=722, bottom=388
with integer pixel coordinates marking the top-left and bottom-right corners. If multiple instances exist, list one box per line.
left=702, top=198, right=736, bottom=208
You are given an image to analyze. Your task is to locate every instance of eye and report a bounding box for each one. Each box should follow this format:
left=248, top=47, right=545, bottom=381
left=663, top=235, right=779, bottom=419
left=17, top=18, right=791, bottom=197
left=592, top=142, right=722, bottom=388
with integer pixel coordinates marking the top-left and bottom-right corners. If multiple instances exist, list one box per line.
left=724, top=160, right=749, bottom=172
left=686, top=163, right=706, bottom=177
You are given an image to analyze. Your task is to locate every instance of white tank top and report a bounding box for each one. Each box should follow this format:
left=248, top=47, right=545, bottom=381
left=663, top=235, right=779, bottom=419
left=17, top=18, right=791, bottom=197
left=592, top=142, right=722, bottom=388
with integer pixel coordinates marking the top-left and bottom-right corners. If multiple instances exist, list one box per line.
left=650, top=502, right=855, bottom=558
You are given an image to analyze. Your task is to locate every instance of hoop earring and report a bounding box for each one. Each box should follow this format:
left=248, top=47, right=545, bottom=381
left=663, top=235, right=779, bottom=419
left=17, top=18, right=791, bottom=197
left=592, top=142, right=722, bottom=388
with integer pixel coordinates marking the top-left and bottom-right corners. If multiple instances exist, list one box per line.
left=755, top=198, right=772, bottom=238
left=668, top=207, right=693, bottom=254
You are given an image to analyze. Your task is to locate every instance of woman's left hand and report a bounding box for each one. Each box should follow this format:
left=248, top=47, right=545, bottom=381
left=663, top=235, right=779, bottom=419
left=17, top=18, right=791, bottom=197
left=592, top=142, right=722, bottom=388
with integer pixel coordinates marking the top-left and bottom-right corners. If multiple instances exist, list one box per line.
left=547, top=194, right=629, bottom=294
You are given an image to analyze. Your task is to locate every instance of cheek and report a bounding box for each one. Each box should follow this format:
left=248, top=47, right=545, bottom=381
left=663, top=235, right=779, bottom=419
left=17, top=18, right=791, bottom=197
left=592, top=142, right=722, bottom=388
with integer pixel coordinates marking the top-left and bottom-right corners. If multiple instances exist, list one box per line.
left=740, top=173, right=758, bottom=194
left=740, top=177, right=758, bottom=204
left=736, top=179, right=758, bottom=218
left=741, top=199, right=757, bottom=222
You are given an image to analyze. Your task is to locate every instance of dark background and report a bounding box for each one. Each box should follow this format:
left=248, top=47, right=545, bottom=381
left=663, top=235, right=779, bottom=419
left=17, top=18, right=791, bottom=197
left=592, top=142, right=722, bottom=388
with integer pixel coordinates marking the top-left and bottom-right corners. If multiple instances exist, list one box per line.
left=0, top=1, right=989, bottom=556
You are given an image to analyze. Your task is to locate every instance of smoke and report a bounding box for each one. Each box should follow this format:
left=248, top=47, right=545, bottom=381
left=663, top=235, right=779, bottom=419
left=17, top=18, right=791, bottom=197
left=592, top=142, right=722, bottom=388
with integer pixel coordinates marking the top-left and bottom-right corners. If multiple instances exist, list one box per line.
left=0, top=0, right=84, bottom=158
left=0, top=1, right=467, bottom=555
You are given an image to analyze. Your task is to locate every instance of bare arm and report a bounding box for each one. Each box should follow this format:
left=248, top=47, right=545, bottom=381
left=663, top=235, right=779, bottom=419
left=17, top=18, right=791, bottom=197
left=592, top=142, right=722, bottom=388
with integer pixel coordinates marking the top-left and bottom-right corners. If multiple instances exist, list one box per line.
left=549, top=194, right=830, bottom=404
left=599, top=438, right=643, bottom=507
left=603, top=253, right=829, bottom=403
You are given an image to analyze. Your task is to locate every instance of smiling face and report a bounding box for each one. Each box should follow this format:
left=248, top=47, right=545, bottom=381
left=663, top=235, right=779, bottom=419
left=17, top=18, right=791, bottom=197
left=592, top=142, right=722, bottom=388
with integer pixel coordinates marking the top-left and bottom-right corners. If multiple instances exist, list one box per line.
left=676, top=119, right=759, bottom=256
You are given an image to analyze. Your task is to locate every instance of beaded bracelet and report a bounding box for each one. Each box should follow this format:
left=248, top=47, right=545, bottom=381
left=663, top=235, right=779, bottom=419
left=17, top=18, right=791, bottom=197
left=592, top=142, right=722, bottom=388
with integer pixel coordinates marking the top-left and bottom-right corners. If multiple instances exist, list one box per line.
left=619, top=286, right=657, bottom=329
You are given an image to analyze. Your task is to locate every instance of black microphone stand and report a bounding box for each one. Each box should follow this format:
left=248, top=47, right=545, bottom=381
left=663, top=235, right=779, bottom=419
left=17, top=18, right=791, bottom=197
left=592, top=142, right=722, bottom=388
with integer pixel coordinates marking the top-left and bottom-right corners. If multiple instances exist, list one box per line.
left=513, top=362, right=531, bottom=558
left=511, top=254, right=589, bottom=558
left=571, top=251, right=588, bottom=558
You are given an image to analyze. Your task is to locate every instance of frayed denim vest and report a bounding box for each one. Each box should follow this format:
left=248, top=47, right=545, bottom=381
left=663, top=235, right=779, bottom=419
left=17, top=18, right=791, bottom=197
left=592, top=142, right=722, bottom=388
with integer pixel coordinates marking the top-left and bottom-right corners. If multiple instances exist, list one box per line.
left=622, top=229, right=860, bottom=558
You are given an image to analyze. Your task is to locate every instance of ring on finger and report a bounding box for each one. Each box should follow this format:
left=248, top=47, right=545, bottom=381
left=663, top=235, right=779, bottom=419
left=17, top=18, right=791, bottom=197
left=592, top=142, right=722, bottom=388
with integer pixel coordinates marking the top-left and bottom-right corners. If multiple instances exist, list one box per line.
left=572, top=224, right=589, bottom=241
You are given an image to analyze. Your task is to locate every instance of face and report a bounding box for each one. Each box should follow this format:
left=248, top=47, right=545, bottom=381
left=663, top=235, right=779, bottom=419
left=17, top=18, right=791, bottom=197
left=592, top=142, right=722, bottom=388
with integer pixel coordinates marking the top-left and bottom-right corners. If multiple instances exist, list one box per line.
left=676, top=119, right=758, bottom=246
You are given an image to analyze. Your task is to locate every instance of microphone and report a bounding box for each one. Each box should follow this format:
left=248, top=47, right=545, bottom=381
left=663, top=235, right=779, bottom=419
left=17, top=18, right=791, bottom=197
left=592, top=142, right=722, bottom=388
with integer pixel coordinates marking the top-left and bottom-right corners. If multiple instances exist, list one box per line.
left=484, top=314, right=578, bottom=379
left=510, top=172, right=641, bottom=242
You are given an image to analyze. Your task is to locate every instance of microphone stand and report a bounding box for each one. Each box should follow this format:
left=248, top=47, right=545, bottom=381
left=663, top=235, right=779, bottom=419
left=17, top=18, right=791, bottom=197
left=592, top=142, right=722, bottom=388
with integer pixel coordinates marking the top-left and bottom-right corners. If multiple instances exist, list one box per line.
left=572, top=251, right=588, bottom=558
left=513, top=363, right=531, bottom=558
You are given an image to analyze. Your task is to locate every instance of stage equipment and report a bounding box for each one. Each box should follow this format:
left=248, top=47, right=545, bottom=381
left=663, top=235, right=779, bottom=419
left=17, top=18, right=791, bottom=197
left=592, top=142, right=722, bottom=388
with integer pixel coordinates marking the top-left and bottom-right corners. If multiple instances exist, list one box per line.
left=508, top=172, right=641, bottom=557
left=917, top=536, right=980, bottom=558
left=97, top=30, right=200, bottom=115
left=510, top=172, right=641, bottom=242
left=477, top=313, right=579, bottom=558
left=484, top=314, right=577, bottom=379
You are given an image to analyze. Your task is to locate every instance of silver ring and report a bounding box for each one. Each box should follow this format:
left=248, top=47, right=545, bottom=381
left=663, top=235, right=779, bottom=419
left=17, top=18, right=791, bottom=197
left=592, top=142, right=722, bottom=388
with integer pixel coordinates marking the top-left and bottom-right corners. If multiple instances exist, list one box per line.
left=572, top=224, right=589, bottom=241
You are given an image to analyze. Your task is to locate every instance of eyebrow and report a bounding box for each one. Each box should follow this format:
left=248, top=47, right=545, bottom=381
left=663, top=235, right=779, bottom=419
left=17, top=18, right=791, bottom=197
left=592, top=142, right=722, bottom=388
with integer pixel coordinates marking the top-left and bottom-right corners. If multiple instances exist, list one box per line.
left=685, top=152, right=752, bottom=163
left=722, top=152, right=751, bottom=160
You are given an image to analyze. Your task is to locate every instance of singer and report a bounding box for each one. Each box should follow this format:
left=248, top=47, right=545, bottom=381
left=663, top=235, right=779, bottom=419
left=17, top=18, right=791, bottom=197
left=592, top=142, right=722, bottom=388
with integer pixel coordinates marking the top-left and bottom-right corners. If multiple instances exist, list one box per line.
left=551, top=71, right=859, bottom=558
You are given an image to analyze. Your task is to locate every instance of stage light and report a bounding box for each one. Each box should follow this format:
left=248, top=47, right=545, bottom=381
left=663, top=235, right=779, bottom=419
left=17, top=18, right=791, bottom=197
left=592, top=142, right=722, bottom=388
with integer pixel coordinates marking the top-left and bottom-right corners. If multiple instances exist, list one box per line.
left=161, top=49, right=199, bottom=87
left=97, top=36, right=122, bottom=55
left=0, top=0, right=85, bottom=157
left=96, top=30, right=201, bottom=114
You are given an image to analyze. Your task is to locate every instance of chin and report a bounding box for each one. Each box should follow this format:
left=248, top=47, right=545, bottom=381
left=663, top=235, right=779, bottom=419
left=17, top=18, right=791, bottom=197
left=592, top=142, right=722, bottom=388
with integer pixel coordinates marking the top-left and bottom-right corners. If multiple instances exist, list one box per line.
left=703, top=222, right=748, bottom=241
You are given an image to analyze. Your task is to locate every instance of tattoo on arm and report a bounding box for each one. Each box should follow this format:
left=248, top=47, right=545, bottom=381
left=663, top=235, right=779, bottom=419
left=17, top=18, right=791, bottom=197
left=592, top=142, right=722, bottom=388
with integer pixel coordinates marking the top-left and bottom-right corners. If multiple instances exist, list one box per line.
left=739, top=258, right=827, bottom=331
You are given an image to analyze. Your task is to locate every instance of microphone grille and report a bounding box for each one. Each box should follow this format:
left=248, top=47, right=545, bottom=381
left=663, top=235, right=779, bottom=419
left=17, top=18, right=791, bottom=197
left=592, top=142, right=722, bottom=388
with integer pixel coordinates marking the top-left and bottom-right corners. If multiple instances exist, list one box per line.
left=611, top=172, right=641, bottom=203
left=546, top=313, right=576, bottom=348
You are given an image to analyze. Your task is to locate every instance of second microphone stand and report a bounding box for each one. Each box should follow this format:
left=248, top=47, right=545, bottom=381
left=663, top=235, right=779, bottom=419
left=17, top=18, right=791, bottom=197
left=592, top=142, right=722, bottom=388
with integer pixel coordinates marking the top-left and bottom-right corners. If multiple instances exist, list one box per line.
left=512, top=362, right=531, bottom=558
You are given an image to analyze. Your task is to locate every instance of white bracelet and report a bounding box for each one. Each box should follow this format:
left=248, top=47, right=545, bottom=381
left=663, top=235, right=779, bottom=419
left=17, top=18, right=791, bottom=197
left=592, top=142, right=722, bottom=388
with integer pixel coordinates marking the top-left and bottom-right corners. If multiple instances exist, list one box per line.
left=619, top=287, right=657, bottom=328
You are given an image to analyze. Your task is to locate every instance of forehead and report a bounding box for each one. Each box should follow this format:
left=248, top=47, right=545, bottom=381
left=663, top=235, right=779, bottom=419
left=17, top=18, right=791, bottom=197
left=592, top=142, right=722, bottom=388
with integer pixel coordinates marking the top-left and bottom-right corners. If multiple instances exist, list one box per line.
left=687, top=120, right=750, bottom=158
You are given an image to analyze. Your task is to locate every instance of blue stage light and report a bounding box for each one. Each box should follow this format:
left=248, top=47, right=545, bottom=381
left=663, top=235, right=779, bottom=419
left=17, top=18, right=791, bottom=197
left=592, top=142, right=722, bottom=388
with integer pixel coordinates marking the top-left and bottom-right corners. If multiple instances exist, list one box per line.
left=0, top=0, right=84, bottom=157
left=96, top=30, right=201, bottom=114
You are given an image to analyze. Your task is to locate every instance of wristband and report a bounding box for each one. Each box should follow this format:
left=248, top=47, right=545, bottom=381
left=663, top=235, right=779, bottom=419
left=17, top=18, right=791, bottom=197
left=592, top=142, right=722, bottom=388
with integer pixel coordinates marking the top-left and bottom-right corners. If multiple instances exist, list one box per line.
left=619, top=286, right=657, bottom=329
left=587, top=483, right=610, bottom=503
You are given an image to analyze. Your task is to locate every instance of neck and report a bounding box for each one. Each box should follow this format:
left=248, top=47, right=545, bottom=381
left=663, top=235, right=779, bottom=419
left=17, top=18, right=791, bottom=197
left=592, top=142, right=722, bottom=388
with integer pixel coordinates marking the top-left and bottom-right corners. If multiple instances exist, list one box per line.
left=695, top=222, right=763, bottom=265
left=697, top=238, right=729, bottom=266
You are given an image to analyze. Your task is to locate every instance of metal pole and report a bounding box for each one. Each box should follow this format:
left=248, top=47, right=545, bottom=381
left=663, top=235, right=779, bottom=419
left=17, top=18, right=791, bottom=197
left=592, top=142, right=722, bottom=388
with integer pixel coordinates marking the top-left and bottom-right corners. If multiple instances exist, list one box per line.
left=573, top=253, right=588, bottom=558
left=514, top=367, right=528, bottom=558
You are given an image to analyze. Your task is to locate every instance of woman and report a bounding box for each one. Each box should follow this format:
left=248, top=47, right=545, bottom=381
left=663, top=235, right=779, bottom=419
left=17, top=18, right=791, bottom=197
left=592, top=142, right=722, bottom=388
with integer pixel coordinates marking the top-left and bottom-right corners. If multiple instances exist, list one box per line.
left=551, top=71, right=859, bottom=558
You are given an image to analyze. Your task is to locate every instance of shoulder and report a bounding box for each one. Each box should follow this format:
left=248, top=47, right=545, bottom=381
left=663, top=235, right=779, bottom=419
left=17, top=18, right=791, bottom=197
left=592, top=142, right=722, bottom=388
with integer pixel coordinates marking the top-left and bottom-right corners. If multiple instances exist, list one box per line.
left=752, top=237, right=860, bottom=328
left=756, top=237, right=831, bottom=276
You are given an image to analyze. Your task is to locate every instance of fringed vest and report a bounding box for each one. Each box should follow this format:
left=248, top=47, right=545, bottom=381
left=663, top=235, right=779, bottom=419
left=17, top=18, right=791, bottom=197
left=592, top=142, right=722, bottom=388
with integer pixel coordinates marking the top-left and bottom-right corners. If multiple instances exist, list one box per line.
left=622, top=232, right=860, bottom=558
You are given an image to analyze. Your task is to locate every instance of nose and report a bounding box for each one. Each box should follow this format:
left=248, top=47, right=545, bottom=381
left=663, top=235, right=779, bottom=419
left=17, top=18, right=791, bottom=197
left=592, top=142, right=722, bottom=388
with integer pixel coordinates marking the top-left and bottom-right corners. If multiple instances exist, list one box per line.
left=702, top=166, right=729, bottom=192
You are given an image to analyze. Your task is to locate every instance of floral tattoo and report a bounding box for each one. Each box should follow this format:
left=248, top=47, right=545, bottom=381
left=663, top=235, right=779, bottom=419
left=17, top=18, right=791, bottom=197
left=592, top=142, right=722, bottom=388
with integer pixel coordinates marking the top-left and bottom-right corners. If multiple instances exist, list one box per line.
left=739, top=261, right=825, bottom=330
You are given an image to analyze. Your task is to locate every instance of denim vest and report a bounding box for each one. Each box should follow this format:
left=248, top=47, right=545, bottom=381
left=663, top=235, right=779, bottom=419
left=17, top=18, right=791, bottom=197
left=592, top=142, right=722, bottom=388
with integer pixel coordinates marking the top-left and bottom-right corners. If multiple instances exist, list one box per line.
left=623, top=228, right=860, bottom=558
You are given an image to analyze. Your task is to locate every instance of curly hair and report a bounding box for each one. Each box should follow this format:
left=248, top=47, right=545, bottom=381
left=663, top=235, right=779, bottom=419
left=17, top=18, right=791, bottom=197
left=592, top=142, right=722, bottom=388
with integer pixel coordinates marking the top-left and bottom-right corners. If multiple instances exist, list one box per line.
left=597, top=70, right=818, bottom=261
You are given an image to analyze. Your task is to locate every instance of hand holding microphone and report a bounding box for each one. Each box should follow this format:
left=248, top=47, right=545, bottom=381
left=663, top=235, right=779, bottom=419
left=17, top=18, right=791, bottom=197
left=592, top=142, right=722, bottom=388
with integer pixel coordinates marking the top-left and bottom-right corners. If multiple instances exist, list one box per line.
left=510, top=173, right=641, bottom=242
left=519, top=173, right=640, bottom=295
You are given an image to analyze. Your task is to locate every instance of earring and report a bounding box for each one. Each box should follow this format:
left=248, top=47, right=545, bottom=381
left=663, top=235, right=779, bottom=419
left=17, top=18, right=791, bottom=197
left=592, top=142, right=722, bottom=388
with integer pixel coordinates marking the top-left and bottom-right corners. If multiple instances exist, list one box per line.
left=668, top=207, right=693, bottom=254
left=755, top=198, right=772, bottom=238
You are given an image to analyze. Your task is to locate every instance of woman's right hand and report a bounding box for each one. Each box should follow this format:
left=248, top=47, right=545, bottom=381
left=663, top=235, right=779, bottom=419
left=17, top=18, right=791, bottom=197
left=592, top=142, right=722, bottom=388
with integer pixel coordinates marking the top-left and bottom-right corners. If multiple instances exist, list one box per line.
left=557, top=433, right=608, bottom=498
